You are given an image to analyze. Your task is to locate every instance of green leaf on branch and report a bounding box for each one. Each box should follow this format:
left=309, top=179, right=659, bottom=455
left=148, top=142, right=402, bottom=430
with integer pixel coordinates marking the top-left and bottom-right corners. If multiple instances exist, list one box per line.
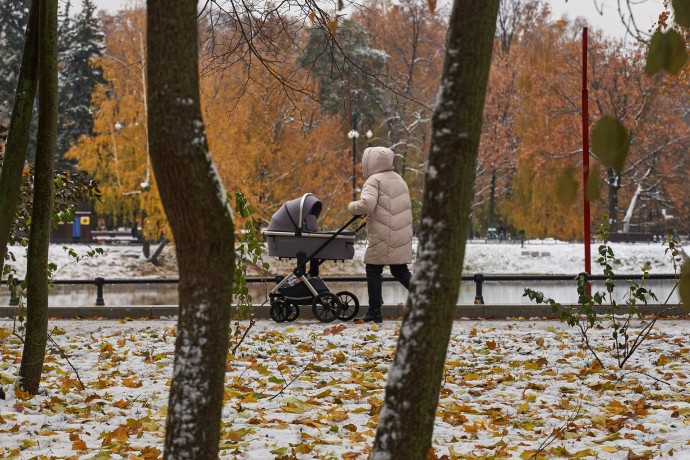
left=673, top=0, right=690, bottom=28
left=645, top=29, right=688, bottom=76
left=555, top=168, right=578, bottom=205
left=591, top=116, right=629, bottom=173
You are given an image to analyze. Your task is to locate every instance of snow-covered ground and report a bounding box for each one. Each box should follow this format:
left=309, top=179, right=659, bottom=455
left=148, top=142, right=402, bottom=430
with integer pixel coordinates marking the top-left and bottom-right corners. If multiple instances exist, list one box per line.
left=5, top=239, right=688, bottom=280
left=2, top=319, right=690, bottom=459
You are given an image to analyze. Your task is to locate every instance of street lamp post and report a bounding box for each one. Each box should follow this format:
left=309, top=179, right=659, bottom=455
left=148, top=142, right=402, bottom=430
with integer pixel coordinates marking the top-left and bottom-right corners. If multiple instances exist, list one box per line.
left=348, top=128, right=360, bottom=202
left=110, top=121, right=124, bottom=188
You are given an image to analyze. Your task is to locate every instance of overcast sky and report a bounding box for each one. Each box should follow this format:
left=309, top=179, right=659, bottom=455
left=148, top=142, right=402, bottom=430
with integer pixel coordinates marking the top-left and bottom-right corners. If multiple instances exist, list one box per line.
left=73, top=0, right=663, bottom=40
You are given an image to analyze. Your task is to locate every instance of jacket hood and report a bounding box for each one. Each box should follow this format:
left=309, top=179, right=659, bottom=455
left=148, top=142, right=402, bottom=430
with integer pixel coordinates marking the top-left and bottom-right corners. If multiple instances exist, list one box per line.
left=362, top=147, right=395, bottom=178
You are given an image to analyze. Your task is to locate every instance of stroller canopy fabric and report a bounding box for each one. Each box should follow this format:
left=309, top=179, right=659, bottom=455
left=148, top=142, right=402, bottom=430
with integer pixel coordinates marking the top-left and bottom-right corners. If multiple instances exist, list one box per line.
left=268, top=193, right=323, bottom=233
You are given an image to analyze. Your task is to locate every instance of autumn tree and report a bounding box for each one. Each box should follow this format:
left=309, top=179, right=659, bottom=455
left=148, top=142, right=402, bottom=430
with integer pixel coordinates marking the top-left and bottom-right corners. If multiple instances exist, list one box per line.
left=146, top=0, right=235, bottom=458
left=372, top=1, right=499, bottom=458
left=198, top=9, right=354, bottom=227
left=19, top=0, right=58, bottom=395
left=65, top=7, right=170, bottom=259
left=69, top=5, right=360, bottom=235
left=356, top=0, right=447, bottom=222
left=472, top=0, right=544, bottom=236
left=503, top=18, right=689, bottom=238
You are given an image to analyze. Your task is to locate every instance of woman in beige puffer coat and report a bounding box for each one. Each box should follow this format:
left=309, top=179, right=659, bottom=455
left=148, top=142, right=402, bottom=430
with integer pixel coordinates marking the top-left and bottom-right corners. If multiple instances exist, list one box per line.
left=348, top=146, right=413, bottom=323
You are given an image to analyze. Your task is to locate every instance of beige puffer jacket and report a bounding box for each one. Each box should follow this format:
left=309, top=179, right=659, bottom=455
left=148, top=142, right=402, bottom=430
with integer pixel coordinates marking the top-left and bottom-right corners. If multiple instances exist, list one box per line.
left=348, top=147, right=413, bottom=265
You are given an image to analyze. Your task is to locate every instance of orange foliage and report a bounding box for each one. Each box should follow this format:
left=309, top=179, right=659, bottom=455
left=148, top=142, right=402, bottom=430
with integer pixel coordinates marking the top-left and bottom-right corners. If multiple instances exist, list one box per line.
left=65, top=8, right=167, bottom=239
left=64, top=1, right=689, bottom=240
left=498, top=13, right=689, bottom=238
left=67, top=7, right=355, bottom=232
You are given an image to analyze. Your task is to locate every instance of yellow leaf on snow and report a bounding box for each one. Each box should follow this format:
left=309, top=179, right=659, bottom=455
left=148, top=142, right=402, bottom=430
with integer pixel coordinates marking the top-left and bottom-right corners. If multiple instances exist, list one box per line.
left=524, top=361, right=541, bottom=370
left=327, top=410, right=349, bottom=422
left=132, top=446, right=162, bottom=459
left=242, top=393, right=258, bottom=403
left=113, top=399, right=130, bottom=409
left=571, top=448, right=595, bottom=457
left=72, top=439, right=87, bottom=450
left=123, top=378, right=142, bottom=388
left=605, top=400, right=628, bottom=415
left=314, top=389, right=331, bottom=398
left=296, top=418, right=328, bottom=428
left=112, top=426, right=129, bottom=443
left=591, top=415, right=607, bottom=426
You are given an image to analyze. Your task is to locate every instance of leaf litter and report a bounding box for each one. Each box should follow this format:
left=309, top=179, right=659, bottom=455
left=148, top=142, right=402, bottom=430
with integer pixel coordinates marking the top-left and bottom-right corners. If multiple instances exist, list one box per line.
left=1, top=319, right=690, bottom=459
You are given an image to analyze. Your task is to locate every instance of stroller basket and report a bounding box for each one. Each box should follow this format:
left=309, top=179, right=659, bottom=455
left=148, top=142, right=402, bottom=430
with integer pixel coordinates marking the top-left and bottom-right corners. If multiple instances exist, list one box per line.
left=280, top=276, right=328, bottom=303
left=265, top=231, right=355, bottom=260
left=265, top=193, right=355, bottom=260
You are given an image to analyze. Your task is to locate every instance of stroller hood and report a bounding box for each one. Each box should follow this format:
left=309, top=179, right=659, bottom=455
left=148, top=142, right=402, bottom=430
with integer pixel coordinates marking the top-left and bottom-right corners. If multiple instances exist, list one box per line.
left=268, top=193, right=322, bottom=233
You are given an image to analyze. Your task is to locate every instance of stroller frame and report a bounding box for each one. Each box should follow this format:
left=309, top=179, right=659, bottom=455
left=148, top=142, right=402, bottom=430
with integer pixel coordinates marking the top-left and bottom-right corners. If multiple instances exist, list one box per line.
left=268, top=214, right=363, bottom=323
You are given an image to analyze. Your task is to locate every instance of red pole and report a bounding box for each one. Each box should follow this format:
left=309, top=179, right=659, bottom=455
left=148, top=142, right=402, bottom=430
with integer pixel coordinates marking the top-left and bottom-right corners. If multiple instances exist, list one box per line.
left=582, top=27, right=592, bottom=294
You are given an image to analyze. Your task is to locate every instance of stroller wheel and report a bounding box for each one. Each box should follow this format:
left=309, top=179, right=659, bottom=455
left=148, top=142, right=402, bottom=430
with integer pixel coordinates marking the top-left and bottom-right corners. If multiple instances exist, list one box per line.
left=311, top=292, right=342, bottom=323
left=270, top=301, right=289, bottom=323
left=286, top=304, right=300, bottom=322
left=335, top=291, right=360, bottom=321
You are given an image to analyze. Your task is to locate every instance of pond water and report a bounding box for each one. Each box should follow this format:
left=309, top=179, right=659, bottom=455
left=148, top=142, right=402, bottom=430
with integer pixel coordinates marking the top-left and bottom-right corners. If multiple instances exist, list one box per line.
left=0, top=278, right=680, bottom=307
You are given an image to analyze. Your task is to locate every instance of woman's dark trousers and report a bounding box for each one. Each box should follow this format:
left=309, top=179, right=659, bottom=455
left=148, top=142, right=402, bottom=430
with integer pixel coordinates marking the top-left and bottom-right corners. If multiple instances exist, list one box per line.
left=364, top=264, right=411, bottom=321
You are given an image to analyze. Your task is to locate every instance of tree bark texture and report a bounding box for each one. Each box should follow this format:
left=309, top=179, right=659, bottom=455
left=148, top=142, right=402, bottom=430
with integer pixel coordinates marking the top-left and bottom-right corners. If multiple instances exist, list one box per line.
left=0, top=0, right=39, bottom=278
left=371, top=1, right=499, bottom=459
left=607, top=167, right=620, bottom=231
left=19, top=0, right=58, bottom=395
left=146, top=1, right=235, bottom=458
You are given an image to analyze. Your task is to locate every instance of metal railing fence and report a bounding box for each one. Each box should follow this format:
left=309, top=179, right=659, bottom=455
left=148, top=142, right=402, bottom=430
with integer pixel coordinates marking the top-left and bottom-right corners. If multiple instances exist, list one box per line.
left=1, top=273, right=679, bottom=306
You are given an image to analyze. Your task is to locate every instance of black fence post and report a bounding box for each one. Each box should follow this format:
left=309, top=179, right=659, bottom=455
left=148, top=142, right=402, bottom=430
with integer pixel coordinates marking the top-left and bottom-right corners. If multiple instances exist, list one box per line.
left=474, top=273, right=485, bottom=304
left=95, top=277, right=105, bottom=306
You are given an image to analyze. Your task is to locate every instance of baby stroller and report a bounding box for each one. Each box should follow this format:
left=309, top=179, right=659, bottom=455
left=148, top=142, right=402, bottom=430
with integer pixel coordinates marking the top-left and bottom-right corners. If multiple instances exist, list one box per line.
left=264, top=193, right=362, bottom=323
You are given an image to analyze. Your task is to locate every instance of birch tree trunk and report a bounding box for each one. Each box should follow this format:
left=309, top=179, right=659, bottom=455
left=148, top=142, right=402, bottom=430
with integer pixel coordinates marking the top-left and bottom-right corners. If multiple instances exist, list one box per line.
left=371, top=1, right=499, bottom=458
left=622, top=184, right=642, bottom=234
left=146, top=1, right=235, bottom=458
left=622, top=162, right=654, bottom=234
left=0, top=0, right=39, bottom=278
left=19, top=0, right=58, bottom=395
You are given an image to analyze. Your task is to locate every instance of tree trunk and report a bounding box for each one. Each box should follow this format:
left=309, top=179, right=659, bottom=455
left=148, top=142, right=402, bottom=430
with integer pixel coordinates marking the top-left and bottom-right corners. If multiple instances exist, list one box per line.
left=371, top=1, right=499, bottom=459
left=0, top=0, right=39, bottom=278
left=19, top=0, right=58, bottom=395
left=607, top=166, right=620, bottom=233
left=146, top=1, right=235, bottom=459
left=149, top=237, right=168, bottom=265
left=622, top=184, right=642, bottom=234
